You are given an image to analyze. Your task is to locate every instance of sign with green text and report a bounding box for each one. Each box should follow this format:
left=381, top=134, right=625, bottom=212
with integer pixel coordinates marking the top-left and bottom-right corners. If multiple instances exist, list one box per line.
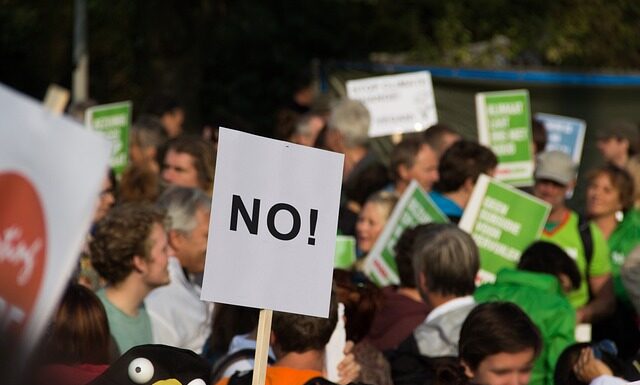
left=85, top=101, right=132, bottom=176
left=459, top=174, right=550, bottom=283
left=476, top=90, right=533, bottom=186
left=363, top=180, right=448, bottom=286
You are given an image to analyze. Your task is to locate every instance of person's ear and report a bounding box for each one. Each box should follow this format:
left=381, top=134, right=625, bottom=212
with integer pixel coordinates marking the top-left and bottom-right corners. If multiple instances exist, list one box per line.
left=461, top=360, right=475, bottom=380
left=558, top=273, right=573, bottom=293
left=132, top=254, right=147, bottom=274
left=168, top=230, right=184, bottom=250
left=463, top=177, right=475, bottom=193
left=398, top=164, right=411, bottom=182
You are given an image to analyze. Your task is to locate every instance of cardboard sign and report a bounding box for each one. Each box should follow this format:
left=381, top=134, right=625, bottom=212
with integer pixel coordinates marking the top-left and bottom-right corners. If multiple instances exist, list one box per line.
left=476, top=89, right=534, bottom=186
left=201, top=128, right=343, bottom=318
left=459, top=174, right=550, bottom=283
left=346, top=71, right=438, bottom=138
left=0, top=84, right=110, bottom=356
left=334, top=236, right=356, bottom=269
left=364, top=180, right=448, bottom=286
left=534, top=113, right=586, bottom=165
left=85, top=101, right=132, bottom=176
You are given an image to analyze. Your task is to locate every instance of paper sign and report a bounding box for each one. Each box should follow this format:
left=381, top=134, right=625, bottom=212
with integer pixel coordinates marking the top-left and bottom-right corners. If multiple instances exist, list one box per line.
left=0, top=84, right=110, bottom=358
left=346, top=71, right=438, bottom=138
left=42, top=84, right=70, bottom=115
left=364, top=180, right=449, bottom=286
left=201, top=128, right=344, bottom=318
left=85, top=101, right=132, bottom=176
left=534, top=113, right=586, bottom=165
left=334, top=236, right=356, bottom=269
left=476, top=89, right=534, bottom=186
left=459, top=174, right=550, bottom=283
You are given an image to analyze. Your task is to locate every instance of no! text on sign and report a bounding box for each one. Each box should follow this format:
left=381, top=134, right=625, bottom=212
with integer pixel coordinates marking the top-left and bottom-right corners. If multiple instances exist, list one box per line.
left=201, top=128, right=344, bottom=318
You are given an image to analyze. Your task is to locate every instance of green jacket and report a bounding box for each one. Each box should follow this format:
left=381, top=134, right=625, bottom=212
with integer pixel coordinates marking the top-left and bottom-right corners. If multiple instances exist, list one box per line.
left=609, top=209, right=640, bottom=303
left=474, top=269, right=576, bottom=385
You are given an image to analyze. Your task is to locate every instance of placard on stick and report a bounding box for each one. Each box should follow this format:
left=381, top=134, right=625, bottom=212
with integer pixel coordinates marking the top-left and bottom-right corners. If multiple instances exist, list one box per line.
left=201, top=127, right=343, bottom=385
left=363, top=180, right=448, bottom=286
left=476, top=89, right=533, bottom=186
left=0, top=84, right=110, bottom=369
left=347, top=71, right=438, bottom=138
left=459, top=174, right=550, bottom=284
left=85, top=101, right=132, bottom=176
left=534, top=113, right=586, bottom=165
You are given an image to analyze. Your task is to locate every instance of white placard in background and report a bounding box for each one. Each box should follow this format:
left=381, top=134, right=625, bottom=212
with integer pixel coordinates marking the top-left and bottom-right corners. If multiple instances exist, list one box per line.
left=201, top=128, right=344, bottom=318
left=0, top=84, right=110, bottom=357
left=346, top=71, right=438, bottom=138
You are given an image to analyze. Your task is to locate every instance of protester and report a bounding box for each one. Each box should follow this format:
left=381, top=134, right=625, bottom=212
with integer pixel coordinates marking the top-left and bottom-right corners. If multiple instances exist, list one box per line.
left=355, top=191, right=398, bottom=257
left=403, top=223, right=479, bottom=358
left=585, top=164, right=640, bottom=358
left=533, top=151, right=614, bottom=323
left=596, top=120, right=638, bottom=169
left=129, top=115, right=168, bottom=174
left=90, top=202, right=170, bottom=354
left=621, top=245, right=640, bottom=316
left=389, top=136, right=439, bottom=195
left=366, top=225, right=430, bottom=352
left=334, top=269, right=393, bottom=385
left=327, top=99, right=390, bottom=236
left=429, top=140, right=497, bottom=223
left=145, top=186, right=213, bottom=354
left=422, top=123, right=461, bottom=157
left=555, top=342, right=637, bottom=385
left=146, top=94, right=185, bottom=139
left=474, top=241, right=580, bottom=385
left=291, top=112, right=325, bottom=147
left=162, top=135, right=216, bottom=194
left=118, top=164, right=161, bottom=204
left=31, top=284, right=112, bottom=385
left=455, top=302, right=542, bottom=385
left=214, top=294, right=361, bottom=385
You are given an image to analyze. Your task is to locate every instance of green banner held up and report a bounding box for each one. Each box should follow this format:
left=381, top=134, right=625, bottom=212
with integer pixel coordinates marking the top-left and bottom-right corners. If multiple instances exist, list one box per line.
left=363, top=180, right=449, bottom=286
left=476, top=89, right=533, bottom=186
left=459, top=174, right=550, bottom=283
left=85, top=101, right=132, bottom=176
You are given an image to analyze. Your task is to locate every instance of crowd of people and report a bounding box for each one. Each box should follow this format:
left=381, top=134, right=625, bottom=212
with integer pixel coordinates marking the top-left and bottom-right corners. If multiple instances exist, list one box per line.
left=21, top=84, right=640, bottom=385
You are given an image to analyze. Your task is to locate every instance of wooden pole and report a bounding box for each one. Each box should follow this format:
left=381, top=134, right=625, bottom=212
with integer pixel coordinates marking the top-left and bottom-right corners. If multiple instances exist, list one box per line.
left=252, top=309, right=273, bottom=385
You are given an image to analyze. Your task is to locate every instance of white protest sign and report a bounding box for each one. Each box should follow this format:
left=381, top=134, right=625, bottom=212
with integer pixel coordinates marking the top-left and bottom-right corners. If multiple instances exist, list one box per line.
left=0, top=84, right=110, bottom=357
left=201, top=128, right=344, bottom=318
left=347, top=71, right=438, bottom=138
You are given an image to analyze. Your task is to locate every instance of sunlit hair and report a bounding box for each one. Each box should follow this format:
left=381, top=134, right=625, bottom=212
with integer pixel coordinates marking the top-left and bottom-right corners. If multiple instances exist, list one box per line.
left=586, top=164, right=635, bottom=212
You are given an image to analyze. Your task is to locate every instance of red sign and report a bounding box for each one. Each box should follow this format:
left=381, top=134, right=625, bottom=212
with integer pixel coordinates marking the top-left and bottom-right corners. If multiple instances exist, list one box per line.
left=0, top=172, right=46, bottom=333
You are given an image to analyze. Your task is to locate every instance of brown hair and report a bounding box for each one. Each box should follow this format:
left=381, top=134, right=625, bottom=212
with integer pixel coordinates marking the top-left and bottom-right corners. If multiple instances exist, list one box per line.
left=119, top=164, right=161, bottom=204
left=90, top=202, right=166, bottom=284
left=166, top=136, right=216, bottom=193
left=43, top=283, right=111, bottom=364
left=333, top=269, right=382, bottom=343
left=587, top=164, right=635, bottom=212
left=459, top=302, right=542, bottom=371
left=272, top=293, right=338, bottom=353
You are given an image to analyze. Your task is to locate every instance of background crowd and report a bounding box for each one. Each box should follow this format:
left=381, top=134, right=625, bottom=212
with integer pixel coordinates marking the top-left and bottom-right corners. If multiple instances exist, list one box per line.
left=16, top=78, right=640, bottom=385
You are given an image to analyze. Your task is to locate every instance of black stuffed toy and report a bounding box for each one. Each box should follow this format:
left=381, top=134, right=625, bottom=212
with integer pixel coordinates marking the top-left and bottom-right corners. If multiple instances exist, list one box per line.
left=90, top=344, right=210, bottom=385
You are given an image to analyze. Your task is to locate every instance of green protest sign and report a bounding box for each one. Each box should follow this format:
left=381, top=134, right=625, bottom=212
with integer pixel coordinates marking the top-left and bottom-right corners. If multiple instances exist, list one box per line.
left=85, top=101, right=132, bottom=176
left=364, top=180, right=448, bottom=286
left=334, top=236, right=356, bottom=269
left=476, top=90, right=533, bottom=186
left=459, top=174, right=550, bottom=283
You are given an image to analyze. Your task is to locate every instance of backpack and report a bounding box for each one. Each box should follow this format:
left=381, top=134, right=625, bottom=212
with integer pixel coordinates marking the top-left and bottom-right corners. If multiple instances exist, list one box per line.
left=577, top=215, right=593, bottom=295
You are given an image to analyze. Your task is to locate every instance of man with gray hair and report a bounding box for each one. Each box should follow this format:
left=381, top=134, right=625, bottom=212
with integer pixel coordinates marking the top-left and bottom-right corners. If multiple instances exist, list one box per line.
left=327, top=99, right=390, bottom=235
left=409, top=223, right=479, bottom=357
left=145, top=186, right=213, bottom=353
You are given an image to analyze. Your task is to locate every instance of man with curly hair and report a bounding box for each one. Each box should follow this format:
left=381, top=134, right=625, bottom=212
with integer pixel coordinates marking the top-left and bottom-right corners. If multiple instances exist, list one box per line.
left=90, top=202, right=171, bottom=354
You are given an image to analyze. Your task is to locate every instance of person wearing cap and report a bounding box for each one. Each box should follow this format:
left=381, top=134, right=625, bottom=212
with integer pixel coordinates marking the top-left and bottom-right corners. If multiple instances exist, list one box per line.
left=597, top=120, right=639, bottom=169
left=533, top=151, right=614, bottom=324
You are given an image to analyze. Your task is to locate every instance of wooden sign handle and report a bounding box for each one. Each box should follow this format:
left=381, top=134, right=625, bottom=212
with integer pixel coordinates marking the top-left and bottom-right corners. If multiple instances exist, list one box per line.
left=252, top=309, right=273, bottom=385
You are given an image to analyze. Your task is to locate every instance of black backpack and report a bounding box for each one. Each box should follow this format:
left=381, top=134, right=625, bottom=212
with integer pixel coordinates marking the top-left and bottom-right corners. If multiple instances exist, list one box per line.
left=210, top=349, right=275, bottom=384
